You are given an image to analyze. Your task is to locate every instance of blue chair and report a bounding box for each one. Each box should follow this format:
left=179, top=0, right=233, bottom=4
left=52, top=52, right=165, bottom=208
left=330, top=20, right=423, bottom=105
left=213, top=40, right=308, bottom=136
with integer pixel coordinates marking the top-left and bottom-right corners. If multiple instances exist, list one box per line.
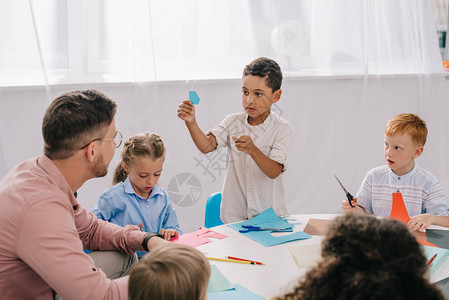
left=204, top=192, right=224, bottom=228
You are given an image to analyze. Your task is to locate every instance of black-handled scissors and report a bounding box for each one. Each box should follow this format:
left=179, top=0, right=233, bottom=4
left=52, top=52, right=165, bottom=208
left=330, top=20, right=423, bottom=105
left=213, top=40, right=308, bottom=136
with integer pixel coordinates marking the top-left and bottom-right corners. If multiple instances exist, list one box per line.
left=334, top=175, right=355, bottom=207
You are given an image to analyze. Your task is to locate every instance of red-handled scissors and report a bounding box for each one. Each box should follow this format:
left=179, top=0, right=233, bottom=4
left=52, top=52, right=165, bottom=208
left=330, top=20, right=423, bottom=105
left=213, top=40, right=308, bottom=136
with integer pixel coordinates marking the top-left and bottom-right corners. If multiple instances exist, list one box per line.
left=334, top=174, right=355, bottom=208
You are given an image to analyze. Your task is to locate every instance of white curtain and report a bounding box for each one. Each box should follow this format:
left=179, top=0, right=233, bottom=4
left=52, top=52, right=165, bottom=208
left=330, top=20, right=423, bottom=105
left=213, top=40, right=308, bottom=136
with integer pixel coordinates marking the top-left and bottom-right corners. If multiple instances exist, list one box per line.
left=0, top=0, right=447, bottom=232
left=0, top=0, right=443, bottom=86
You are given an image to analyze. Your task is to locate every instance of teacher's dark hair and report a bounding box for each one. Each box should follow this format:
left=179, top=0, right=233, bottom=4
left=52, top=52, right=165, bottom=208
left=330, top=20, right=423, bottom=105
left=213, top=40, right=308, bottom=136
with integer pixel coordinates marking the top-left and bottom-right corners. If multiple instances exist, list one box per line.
left=42, top=90, right=117, bottom=160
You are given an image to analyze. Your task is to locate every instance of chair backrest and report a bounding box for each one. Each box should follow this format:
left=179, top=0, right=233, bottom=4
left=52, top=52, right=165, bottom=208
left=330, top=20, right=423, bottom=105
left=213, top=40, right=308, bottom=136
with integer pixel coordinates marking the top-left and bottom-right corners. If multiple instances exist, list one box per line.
left=204, top=192, right=224, bottom=228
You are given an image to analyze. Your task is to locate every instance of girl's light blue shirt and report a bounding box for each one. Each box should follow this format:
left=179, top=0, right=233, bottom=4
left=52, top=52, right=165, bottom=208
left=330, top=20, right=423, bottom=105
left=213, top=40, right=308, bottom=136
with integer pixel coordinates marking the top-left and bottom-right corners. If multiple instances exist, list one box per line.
left=92, top=178, right=182, bottom=234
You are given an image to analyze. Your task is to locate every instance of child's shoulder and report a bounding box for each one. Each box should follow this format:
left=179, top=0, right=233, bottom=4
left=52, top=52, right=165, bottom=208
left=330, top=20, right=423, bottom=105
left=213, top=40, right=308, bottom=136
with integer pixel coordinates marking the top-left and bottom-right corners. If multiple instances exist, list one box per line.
left=223, top=112, right=246, bottom=122
left=366, top=165, right=390, bottom=177
left=270, top=112, right=291, bottom=125
left=216, top=112, right=247, bottom=129
left=414, top=165, right=441, bottom=184
left=100, top=181, right=127, bottom=198
left=269, top=113, right=292, bottom=133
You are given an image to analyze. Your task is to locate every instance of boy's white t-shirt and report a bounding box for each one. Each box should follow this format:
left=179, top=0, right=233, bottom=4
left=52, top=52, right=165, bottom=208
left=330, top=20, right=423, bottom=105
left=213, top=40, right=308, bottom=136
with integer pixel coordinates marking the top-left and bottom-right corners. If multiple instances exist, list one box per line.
left=208, top=112, right=293, bottom=223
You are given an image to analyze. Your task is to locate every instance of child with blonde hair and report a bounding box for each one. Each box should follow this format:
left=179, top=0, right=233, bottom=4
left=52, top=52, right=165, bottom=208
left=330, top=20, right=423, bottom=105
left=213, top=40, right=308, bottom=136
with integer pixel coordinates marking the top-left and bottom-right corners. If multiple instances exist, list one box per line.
left=342, top=113, right=449, bottom=230
left=93, top=133, right=181, bottom=241
left=128, top=243, right=211, bottom=300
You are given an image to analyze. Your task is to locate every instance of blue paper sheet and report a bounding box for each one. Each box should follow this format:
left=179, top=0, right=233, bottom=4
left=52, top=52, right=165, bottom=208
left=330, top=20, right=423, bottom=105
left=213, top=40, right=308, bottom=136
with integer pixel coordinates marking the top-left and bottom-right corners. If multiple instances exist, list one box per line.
left=422, top=245, right=449, bottom=275
left=208, top=284, right=263, bottom=300
left=228, top=208, right=311, bottom=247
left=189, top=91, right=200, bottom=104
left=207, top=265, right=234, bottom=293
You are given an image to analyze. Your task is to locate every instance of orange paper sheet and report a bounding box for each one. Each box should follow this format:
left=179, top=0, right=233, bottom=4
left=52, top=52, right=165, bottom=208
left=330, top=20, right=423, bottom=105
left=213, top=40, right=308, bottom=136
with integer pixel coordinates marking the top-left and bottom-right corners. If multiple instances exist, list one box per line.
left=413, top=229, right=439, bottom=248
left=389, top=192, right=410, bottom=223
left=390, top=193, right=439, bottom=247
left=303, top=219, right=332, bottom=236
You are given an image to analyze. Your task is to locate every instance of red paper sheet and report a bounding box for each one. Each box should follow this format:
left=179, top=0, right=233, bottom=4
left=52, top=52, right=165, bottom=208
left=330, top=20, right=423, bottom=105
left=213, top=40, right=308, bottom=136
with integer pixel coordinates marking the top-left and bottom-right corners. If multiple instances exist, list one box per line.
left=389, top=192, right=410, bottom=223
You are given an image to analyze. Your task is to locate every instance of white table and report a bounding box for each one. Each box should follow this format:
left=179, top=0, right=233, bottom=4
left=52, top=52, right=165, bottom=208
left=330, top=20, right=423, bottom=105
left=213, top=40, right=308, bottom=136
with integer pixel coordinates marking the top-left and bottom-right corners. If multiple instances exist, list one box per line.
left=198, top=214, right=449, bottom=299
left=198, top=214, right=337, bottom=298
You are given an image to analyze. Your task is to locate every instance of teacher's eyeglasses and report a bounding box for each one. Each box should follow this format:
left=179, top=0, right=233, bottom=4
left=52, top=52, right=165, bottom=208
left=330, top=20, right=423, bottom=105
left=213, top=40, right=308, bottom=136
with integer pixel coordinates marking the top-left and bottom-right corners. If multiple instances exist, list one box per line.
left=80, top=131, right=123, bottom=149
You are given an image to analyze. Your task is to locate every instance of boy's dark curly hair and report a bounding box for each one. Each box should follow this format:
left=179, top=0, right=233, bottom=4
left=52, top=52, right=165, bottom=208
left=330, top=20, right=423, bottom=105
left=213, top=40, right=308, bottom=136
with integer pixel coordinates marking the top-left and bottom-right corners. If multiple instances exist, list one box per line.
left=243, top=57, right=282, bottom=92
left=276, top=214, right=445, bottom=300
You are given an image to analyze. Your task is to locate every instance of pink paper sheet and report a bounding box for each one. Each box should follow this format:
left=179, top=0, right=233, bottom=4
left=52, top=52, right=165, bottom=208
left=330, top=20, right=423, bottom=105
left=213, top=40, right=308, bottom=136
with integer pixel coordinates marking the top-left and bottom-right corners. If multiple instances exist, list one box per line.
left=170, top=227, right=228, bottom=247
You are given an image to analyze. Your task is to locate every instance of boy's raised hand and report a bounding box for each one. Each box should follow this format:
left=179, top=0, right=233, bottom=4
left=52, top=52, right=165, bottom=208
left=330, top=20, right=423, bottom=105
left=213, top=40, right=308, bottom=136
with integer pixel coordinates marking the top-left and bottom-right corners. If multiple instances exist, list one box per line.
left=177, top=100, right=196, bottom=124
left=407, top=213, right=434, bottom=231
left=341, top=197, right=359, bottom=213
left=232, top=135, right=257, bottom=155
left=160, top=228, right=179, bottom=240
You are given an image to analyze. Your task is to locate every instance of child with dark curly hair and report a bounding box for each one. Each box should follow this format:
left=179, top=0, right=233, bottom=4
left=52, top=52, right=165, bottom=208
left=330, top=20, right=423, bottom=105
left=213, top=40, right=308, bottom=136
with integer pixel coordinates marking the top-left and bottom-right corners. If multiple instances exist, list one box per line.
left=275, top=214, right=445, bottom=300
left=178, top=57, right=292, bottom=223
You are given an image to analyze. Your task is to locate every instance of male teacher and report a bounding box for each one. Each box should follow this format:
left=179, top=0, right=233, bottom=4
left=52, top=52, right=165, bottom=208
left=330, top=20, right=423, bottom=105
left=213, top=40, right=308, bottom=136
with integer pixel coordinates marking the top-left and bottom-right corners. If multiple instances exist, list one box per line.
left=0, top=90, right=168, bottom=299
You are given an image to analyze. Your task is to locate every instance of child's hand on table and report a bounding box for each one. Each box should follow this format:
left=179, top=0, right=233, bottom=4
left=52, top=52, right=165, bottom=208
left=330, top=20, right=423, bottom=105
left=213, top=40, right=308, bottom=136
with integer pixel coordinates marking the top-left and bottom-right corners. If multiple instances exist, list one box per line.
left=160, top=228, right=179, bottom=240
left=408, top=213, right=434, bottom=231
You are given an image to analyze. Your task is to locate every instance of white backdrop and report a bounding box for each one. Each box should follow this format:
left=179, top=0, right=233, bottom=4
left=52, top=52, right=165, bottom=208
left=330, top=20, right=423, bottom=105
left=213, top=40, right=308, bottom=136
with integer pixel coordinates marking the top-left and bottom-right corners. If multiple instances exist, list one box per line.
left=1, top=74, right=448, bottom=232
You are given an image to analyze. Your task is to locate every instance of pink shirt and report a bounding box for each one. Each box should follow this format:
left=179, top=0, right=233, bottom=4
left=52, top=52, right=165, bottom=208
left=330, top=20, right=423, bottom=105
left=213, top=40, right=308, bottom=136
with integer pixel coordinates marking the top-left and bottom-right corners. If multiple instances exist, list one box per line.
left=0, top=155, right=147, bottom=299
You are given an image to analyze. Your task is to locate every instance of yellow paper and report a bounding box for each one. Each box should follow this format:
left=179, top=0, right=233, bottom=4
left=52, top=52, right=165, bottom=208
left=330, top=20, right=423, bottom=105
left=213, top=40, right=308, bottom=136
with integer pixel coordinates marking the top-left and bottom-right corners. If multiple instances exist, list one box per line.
left=288, top=244, right=322, bottom=268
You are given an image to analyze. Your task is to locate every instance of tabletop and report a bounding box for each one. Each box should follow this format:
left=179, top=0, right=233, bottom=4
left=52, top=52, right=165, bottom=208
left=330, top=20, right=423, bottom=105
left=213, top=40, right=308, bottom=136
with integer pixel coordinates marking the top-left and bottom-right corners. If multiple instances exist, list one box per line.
left=198, top=214, right=338, bottom=298
left=198, top=214, right=449, bottom=299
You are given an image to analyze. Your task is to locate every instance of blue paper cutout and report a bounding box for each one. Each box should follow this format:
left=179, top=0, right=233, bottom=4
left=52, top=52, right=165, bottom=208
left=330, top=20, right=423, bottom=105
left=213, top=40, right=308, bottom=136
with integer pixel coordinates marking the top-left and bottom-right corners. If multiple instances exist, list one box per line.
left=228, top=208, right=311, bottom=247
left=280, top=217, right=302, bottom=225
left=207, top=265, right=234, bottom=293
left=208, top=284, right=263, bottom=300
left=189, top=91, right=200, bottom=105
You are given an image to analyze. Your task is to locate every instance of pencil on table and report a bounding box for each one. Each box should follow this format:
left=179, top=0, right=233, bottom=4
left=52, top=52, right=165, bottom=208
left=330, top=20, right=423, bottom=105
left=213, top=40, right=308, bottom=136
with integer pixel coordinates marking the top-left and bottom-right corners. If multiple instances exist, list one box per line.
left=207, top=257, right=262, bottom=265
left=226, top=256, right=264, bottom=265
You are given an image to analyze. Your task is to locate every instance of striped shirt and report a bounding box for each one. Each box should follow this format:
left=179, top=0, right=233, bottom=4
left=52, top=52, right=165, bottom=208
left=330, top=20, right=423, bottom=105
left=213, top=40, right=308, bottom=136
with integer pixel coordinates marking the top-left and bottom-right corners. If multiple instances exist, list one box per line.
left=356, top=164, right=449, bottom=217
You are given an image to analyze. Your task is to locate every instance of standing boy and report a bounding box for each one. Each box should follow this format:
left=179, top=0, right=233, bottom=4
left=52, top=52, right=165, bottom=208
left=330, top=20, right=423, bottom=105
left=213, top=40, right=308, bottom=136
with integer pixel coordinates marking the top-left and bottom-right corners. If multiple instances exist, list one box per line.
left=178, top=57, right=293, bottom=223
left=342, top=113, right=449, bottom=230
